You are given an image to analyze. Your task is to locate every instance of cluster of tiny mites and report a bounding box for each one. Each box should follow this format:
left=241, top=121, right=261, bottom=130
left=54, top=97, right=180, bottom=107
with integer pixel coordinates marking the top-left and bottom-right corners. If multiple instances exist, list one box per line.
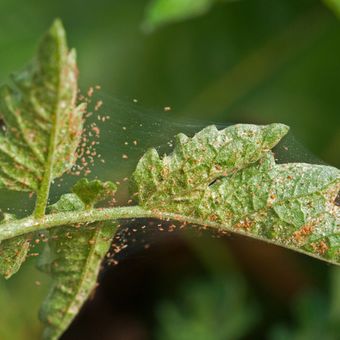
left=68, top=86, right=110, bottom=178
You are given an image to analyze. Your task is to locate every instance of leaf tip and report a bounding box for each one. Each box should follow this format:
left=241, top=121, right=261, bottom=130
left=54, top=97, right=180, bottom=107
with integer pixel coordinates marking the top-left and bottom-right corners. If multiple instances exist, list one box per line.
left=264, top=123, right=290, bottom=148
left=49, top=18, right=66, bottom=38
left=72, top=178, right=117, bottom=208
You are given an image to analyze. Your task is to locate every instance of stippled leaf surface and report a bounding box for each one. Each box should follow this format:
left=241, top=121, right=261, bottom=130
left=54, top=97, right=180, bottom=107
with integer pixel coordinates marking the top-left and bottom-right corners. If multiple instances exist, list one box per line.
left=0, top=19, right=85, bottom=277
left=133, top=124, right=340, bottom=264
left=40, top=192, right=115, bottom=340
left=72, top=178, right=117, bottom=208
left=0, top=213, right=30, bottom=279
left=0, top=19, right=84, bottom=193
left=133, top=124, right=289, bottom=208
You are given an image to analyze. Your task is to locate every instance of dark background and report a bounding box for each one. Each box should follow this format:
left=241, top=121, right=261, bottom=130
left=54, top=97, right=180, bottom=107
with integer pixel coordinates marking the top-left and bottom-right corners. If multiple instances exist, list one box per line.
left=0, top=0, right=339, bottom=339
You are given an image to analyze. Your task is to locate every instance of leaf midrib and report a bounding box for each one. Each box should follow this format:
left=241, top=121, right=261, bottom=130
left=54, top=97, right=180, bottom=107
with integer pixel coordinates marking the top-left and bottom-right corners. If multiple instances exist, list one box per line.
left=34, top=46, right=64, bottom=218
left=55, top=224, right=108, bottom=336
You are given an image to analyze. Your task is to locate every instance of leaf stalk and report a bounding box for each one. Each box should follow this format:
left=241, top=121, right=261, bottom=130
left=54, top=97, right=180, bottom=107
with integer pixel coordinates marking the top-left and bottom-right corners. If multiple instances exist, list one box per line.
left=0, top=205, right=338, bottom=266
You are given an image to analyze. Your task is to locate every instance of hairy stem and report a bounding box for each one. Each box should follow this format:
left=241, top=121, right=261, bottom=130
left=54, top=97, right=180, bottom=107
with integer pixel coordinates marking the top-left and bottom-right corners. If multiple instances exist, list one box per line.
left=0, top=205, right=338, bottom=266
left=0, top=206, right=150, bottom=241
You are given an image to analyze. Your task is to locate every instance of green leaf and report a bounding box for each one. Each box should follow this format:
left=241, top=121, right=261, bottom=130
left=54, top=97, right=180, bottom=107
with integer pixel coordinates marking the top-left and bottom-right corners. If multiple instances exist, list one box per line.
left=270, top=268, right=340, bottom=339
left=48, top=193, right=86, bottom=213
left=72, top=178, right=117, bottom=208
left=0, top=213, right=31, bottom=279
left=132, top=124, right=340, bottom=264
left=39, top=193, right=116, bottom=340
left=133, top=123, right=289, bottom=207
left=144, top=0, right=217, bottom=31
left=157, top=275, right=259, bottom=340
left=0, top=19, right=85, bottom=215
left=323, top=0, right=340, bottom=18
left=0, top=19, right=85, bottom=277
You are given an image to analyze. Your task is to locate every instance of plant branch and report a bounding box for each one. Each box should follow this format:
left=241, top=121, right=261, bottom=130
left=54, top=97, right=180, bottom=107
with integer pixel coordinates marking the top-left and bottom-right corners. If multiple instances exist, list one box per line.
left=0, top=206, right=151, bottom=241
left=0, top=205, right=338, bottom=266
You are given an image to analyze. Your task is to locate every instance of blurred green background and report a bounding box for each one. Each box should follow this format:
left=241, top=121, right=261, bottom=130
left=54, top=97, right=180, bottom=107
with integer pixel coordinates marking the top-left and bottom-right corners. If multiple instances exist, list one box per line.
left=0, top=0, right=339, bottom=339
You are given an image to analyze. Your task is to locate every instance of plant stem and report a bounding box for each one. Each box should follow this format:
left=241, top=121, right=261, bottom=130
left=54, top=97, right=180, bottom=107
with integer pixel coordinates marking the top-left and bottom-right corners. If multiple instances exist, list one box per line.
left=0, top=206, right=224, bottom=242
left=0, top=205, right=338, bottom=266
left=0, top=206, right=150, bottom=241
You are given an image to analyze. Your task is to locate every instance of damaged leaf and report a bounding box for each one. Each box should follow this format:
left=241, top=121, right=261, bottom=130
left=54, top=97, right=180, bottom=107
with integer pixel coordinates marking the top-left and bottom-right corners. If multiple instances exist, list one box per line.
left=0, top=213, right=31, bottom=279
left=40, top=190, right=116, bottom=340
left=0, top=19, right=85, bottom=277
left=133, top=124, right=340, bottom=264
left=72, top=178, right=117, bottom=208
left=0, top=19, right=85, bottom=213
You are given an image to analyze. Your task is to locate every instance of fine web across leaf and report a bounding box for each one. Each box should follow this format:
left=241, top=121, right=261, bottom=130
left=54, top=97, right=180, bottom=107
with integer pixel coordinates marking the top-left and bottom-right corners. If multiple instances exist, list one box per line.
left=61, top=91, right=232, bottom=263
left=43, top=89, right=334, bottom=264
left=74, top=91, right=327, bottom=194
left=0, top=21, right=338, bottom=340
left=0, top=88, right=326, bottom=214
left=0, top=88, right=333, bottom=263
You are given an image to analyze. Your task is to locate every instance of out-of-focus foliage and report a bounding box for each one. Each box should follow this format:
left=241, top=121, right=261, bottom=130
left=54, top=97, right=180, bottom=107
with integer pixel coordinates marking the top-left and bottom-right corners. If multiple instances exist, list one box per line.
left=156, top=274, right=259, bottom=340
left=270, top=268, right=340, bottom=340
left=156, top=268, right=340, bottom=340
left=0, top=263, right=48, bottom=340
left=324, top=0, right=340, bottom=17
left=144, top=0, right=217, bottom=31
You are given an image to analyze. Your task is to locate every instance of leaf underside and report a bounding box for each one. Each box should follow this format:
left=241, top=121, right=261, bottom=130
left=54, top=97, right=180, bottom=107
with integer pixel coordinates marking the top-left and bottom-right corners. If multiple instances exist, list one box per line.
left=133, top=124, right=340, bottom=264
left=0, top=213, right=32, bottom=279
left=0, top=19, right=83, bottom=192
left=39, top=193, right=115, bottom=340
left=0, top=19, right=85, bottom=278
left=0, top=237, right=31, bottom=279
left=72, top=178, right=117, bottom=208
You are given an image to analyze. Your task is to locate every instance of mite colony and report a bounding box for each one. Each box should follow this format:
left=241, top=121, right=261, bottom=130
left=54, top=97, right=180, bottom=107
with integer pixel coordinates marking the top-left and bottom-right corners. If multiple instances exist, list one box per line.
left=68, top=85, right=108, bottom=178
left=28, top=88, right=206, bottom=281
left=105, top=219, right=229, bottom=268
